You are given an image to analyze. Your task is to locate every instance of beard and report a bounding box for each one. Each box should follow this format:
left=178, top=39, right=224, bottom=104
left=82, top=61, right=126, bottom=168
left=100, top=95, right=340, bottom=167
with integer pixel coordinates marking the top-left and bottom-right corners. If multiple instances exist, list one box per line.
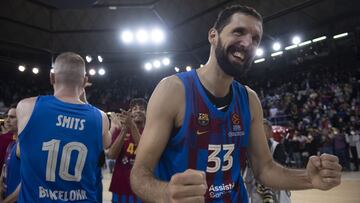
left=215, top=38, right=252, bottom=77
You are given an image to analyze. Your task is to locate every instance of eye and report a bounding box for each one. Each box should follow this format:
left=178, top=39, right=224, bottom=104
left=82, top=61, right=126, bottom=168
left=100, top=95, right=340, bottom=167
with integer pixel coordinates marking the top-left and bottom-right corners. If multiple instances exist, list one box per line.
left=233, top=28, right=245, bottom=36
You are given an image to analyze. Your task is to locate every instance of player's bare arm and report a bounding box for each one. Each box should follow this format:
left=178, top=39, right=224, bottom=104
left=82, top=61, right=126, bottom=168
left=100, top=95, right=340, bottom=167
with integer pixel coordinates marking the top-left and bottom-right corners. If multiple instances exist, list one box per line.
left=131, top=76, right=206, bottom=203
left=107, top=113, right=128, bottom=159
left=1, top=183, right=20, bottom=203
left=119, top=109, right=141, bottom=145
left=130, top=75, right=182, bottom=202
left=16, top=97, right=37, bottom=157
left=100, top=111, right=111, bottom=149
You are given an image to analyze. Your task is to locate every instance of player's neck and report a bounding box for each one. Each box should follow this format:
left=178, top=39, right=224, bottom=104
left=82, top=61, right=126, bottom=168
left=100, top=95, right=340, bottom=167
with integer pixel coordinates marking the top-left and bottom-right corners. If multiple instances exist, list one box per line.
left=197, top=61, right=233, bottom=98
left=53, top=86, right=83, bottom=104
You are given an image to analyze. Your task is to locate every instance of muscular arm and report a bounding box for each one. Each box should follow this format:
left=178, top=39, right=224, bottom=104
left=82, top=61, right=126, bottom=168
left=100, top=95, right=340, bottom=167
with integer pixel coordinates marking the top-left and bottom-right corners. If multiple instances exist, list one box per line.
left=130, top=76, right=184, bottom=202
left=16, top=97, right=37, bottom=158
left=246, top=87, right=313, bottom=190
left=106, top=126, right=128, bottom=159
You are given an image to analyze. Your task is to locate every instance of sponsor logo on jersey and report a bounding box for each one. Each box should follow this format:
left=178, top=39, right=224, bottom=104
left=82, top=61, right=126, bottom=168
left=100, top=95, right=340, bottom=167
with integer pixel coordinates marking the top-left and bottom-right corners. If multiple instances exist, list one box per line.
left=196, top=130, right=209, bottom=135
left=208, top=182, right=235, bottom=199
left=197, top=113, right=210, bottom=126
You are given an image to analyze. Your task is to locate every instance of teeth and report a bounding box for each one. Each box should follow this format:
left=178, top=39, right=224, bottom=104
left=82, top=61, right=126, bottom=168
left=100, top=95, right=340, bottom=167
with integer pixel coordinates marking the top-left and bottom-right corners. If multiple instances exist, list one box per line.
left=233, top=51, right=245, bottom=60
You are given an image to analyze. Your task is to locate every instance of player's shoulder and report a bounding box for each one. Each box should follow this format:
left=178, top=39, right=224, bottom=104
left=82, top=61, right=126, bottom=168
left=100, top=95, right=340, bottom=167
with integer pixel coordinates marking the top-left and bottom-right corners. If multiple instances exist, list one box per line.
left=243, top=86, right=259, bottom=100
left=160, top=74, right=183, bottom=87
left=98, top=109, right=108, bottom=118
left=156, top=75, right=184, bottom=93
left=17, top=96, right=38, bottom=108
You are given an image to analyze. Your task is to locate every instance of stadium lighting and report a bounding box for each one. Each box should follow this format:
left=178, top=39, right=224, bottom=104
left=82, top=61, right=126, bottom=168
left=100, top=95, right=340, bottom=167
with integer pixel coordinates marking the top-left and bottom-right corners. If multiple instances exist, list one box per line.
left=162, top=58, right=170, bottom=66
left=144, top=63, right=152, bottom=71
left=121, top=30, right=133, bottom=43
left=98, top=55, right=103, bottom=63
left=85, top=55, right=92, bottom=63
left=333, top=32, right=348, bottom=39
left=174, top=67, right=180, bottom=72
left=50, top=68, right=54, bottom=73
left=292, top=36, right=301, bottom=45
left=299, top=40, right=312, bottom=46
left=136, top=29, right=149, bottom=44
left=254, top=58, right=265, bottom=63
left=285, top=44, right=298, bottom=50
left=271, top=51, right=283, bottom=57
left=18, top=65, right=26, bottom=72
left=272, top=42, right=281, bottom=51
left=200, top=64, right=204, bottom=67
left=89, top=69, right=96, bottom=76
left=98, top=68, right=106, bottom=76
left=186, top=66, right=192, bottom=72
left=32, top=67, right=39, bottom=74
left=312, top=36, right=327, bottom=42
left=256, top=48, right=264, bottom=57
left=153, top=60, right=161, bottom=68
left=151, top=28, right=165, bottom=44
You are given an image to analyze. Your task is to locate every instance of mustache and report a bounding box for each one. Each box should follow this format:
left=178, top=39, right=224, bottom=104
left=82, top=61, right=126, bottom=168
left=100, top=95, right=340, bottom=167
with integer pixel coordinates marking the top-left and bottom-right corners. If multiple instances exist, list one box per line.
left=227, top=45, right=250, bottom=56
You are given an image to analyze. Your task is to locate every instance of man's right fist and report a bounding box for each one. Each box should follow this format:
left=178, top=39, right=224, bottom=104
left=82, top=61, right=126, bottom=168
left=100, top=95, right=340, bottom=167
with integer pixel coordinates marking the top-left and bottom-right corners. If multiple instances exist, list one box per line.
left=164, top=169, right=207, bottom=203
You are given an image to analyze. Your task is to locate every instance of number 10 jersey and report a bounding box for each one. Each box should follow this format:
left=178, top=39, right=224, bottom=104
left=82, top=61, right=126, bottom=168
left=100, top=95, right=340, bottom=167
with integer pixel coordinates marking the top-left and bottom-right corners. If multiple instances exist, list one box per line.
left=18, top=96, right=103, bottom=203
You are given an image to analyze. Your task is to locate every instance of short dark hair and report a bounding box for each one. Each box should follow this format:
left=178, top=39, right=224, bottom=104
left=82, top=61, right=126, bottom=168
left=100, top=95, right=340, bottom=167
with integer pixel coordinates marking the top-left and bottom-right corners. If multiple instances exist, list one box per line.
left=213, top=5, right=262, bottom=33
left=129, top=98, right=147, bottom=110
left=5, top=103, right=17, bottom=115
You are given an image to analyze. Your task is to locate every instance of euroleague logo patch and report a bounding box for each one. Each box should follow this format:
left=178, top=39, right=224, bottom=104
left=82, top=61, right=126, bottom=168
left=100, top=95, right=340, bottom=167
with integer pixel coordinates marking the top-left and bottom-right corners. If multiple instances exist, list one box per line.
left=231, top=113, right=240, bottom=125
left=229, top=113, right=244, bottom=137
left=197, top=112, right=209, bottom=126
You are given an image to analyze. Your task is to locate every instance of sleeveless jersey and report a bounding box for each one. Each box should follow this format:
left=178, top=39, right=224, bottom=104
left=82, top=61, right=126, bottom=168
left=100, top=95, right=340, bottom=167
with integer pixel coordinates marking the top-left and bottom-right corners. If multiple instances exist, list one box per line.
left=3, top=141, right=20, bottom=198
left=109, top=127, right=142, bottom=202
left=18, top=96, right=103, bottom=203
left=155, top=70, right=251, bottom=203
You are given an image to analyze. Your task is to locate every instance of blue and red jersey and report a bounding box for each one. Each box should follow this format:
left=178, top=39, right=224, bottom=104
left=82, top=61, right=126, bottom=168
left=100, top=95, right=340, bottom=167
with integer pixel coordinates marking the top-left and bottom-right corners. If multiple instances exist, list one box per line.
left=156, top=70, right=251, bottom=203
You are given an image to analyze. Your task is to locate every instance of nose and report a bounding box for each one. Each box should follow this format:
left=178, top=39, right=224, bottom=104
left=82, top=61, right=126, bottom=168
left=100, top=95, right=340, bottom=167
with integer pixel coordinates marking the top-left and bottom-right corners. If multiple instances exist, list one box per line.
left=239, top=34, right=253, bottom=48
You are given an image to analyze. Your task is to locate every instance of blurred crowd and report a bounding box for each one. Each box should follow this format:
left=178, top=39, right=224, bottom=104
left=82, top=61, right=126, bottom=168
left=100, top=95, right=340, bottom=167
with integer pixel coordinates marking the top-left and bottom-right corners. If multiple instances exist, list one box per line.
left=1, top=64, right=360, bottom=171
left=249, top=65, right=360, bottom=171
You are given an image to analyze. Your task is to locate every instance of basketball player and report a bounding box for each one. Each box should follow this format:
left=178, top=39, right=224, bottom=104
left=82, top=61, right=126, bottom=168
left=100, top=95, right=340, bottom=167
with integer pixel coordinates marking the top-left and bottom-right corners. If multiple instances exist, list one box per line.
left=16, top=52, right=111, bottom=202
left=107, top=98, right=146, bottom=203
left=0, top=106, right=20, bottom=203
left=130, top=5, right=342, bottom=203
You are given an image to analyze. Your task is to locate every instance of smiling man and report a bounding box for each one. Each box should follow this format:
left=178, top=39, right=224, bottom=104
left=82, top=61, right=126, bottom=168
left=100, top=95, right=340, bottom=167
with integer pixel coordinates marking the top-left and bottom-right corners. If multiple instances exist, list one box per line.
left=107, top=98, right=147, bottom=203
left=130, top=5, right=342, bottom=203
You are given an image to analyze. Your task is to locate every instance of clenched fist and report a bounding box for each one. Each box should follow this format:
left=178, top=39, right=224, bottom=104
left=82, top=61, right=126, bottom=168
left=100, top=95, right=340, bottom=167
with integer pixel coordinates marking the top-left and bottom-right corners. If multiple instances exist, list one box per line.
left=163, top=169, right=208, bottom=203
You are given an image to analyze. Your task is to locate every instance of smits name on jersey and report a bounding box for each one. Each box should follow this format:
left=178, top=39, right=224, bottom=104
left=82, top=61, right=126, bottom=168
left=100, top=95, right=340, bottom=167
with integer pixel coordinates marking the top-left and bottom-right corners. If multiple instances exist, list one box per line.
left=56, top=115, right=85, bottom=131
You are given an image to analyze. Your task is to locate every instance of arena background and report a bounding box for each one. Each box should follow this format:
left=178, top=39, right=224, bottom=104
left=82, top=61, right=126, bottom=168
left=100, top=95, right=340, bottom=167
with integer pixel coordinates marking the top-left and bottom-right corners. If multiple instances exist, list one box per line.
left=0, top=0, right=360, bottom=202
